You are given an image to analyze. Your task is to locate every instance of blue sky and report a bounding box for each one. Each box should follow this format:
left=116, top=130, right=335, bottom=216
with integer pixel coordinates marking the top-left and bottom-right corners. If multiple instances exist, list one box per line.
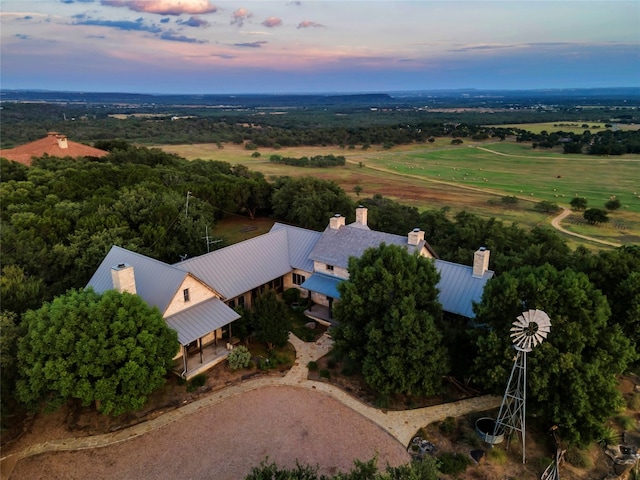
left=1, top=0, right=638, bottom=94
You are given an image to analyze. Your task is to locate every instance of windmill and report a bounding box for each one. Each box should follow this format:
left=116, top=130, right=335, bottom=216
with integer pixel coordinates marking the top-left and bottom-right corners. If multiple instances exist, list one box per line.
left=493, top=309, right=551, bottom=464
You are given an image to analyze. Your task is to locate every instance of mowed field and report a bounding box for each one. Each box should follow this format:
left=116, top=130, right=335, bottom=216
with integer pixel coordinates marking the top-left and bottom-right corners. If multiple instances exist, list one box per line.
left=487, top=122, right=639, bottom=134
left=157, top=139, right=640, bottom=248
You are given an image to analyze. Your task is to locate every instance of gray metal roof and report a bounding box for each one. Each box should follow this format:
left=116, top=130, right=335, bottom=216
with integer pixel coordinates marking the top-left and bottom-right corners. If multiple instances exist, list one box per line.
left=86, top=245, right=188, bottom=314
left=175, top=228, right=292, bottom=299
left=300, top=273, right=344, bottom=299
left=309, top=225, right=421, bottom=269
left=435, top=259, right=494, bottom=318
left=165, top=297, right=240, bottom=345
left=269, top=222, right=322, bottom=272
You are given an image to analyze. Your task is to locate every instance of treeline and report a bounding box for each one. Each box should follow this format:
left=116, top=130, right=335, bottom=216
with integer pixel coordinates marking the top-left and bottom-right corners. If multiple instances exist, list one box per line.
left=269, top=154, right=346, bottom=167
left=517, top=128, right=640, bottom=154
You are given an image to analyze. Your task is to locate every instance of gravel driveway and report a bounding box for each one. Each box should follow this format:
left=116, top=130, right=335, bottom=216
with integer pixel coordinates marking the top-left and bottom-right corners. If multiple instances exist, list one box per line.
left=10, top=386, right=410, bottom=480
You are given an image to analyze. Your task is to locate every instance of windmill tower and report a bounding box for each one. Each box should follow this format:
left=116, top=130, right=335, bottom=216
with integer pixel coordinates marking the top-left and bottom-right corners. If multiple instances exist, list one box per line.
left=493, top=309, right=551, bottom=464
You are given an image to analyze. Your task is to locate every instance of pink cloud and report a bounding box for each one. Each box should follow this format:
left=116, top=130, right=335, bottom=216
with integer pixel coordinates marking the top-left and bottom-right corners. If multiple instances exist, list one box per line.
left=261, top=16, right=282, bottom=28
left=297, top=20, right=324, bottom=29
left=101, top=0, right=217, bottom=16
left=231, top=7, right=252, bottom=26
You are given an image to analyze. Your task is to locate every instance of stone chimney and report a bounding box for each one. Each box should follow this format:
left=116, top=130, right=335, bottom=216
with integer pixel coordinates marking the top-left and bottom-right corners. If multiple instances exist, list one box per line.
left=329, top=214, right=346, bottom=230
left=473, top=247, right=490, bottom=278
left=56, top=135, right=68, bottom=149
left=355, top=205, right=368, bottom=227
left=111, top=263, right=137, bottom=294
left=407, top=228, right=425, bottom=246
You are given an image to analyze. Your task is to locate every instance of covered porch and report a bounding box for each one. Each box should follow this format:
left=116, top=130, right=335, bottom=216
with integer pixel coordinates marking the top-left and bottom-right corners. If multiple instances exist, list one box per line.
left=300, top=272, right=343, bottom=327
left=165, top=297, right=241, bottom=380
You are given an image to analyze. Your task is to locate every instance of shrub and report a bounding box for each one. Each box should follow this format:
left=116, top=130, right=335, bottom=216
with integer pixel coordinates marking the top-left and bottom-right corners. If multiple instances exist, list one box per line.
left=439, top=416, right=457, bottom=435
left=327, top=357, right=338, bottom=369
left=565, top=447, right=593, bottom=469
left=307, top=361, right=318, bottom=371
left=597, top=427, right=619, bottom=448
left=614, top=414, right=636, bottom=430
left=186, top=373, right=207, bottom=392
left=282, top=288, right=301, bottom=305
left=227, top=346, right=252, bottom=371
left=319, top=369, right=331, bottom=379
left=437, top=452, right=470, bottom=475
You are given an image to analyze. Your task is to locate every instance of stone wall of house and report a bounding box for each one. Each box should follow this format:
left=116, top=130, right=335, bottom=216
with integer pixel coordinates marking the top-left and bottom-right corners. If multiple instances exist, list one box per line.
left=313, top=261, right=349, bottom=279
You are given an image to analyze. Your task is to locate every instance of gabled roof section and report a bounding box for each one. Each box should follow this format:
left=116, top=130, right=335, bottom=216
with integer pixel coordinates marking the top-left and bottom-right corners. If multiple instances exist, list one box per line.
left=165, top=297, right=240, bottom=345
left=435, top=259, right=494, bottom=318
left=309, top=225, right=420, bottom=269
left=175, top=228, right=292, bottom=299
left=269, top=222, right=322, bottom=272
left=86, top=245, right=188, bottom=314
left=0, top=132, right=108, bottom=166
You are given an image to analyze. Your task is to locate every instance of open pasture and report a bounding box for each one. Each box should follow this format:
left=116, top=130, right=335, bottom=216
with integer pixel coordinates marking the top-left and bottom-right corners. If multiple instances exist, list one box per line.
left=157, top=141, right=640, bottom=246
left=487, top=122, right=639, bottom=134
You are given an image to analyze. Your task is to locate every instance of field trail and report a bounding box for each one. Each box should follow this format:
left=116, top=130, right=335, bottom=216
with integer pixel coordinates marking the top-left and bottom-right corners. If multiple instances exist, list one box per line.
left=551, top=207, right=622, bottom=247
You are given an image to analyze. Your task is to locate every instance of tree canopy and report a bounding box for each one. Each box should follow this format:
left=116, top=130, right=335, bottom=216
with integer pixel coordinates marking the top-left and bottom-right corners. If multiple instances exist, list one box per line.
left=332, top=244, right=448, bottom=397
left=16, top=288, right=179, bottom=416
left=472, top=264, right=634, bottom=445
left=252, top=289, right=291, bottom=351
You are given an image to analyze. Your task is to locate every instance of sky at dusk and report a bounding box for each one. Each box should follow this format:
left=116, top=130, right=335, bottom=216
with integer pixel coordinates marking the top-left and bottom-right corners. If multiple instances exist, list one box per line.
left=1, top=0, right=639, bottom=94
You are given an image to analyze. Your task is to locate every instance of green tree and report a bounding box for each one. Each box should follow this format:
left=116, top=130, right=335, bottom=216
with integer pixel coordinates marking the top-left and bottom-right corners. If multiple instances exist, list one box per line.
left=253, top=290, right=291, bottom=351
left=271, top=177, right=354, bottom=231
left=534, top=200, right=561, bottom=214
left=0, top=265, right=44, bottom=315
left=333, top=244, right=448, bottom=397
left=605, top=197, right=622, bottom=211
left=500, top=195, right=519, bottom=210
left=1, top=311, right=24, bottom=425
left=570, top=197, right=588, bottom=211
left=472, top=264, right=633, bottom=445
left=16, top=289, right=179, bottom=416
left=583, top=208, right=609, bottom=224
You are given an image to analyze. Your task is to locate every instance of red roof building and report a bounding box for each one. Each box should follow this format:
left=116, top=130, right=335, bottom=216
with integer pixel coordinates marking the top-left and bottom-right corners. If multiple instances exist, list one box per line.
left=0, top=132, right=108, bottom=166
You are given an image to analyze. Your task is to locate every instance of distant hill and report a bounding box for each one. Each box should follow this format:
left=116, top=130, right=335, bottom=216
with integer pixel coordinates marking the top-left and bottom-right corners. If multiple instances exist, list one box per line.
left=1, top=88, right=638, bottom=108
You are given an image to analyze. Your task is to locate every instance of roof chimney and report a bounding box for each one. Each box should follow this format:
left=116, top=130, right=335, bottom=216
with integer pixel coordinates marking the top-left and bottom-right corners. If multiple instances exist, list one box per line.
left=473, top=247, right=490, bottom=278
left=329, top=214, right=345, bottom=230
left=111, top=263, right=137, bottom=294
left=355, top=205, right=368, bottom=227
left=56, top=135, right=68, bottom=149
left=407, top=227, right=425, bottom=246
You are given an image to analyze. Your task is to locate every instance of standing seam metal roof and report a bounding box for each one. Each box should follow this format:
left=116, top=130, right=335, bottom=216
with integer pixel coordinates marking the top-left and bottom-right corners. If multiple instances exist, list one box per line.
left=269, top=222, right=322, bottom=272
left=86, top=245, right=188, bottom=314
left=175, top=228, right=292, bottom=299
left=435, top=259, right=494, bottom=318
left=165, top=297, right=240, bottom=345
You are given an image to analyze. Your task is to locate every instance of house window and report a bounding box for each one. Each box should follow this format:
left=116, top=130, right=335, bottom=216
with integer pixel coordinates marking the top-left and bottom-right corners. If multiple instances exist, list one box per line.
left=326, top=264, right=334, bottom=271
left=238, top=295, right=245, bottom=308
left=228, top=299, right=236, bottom=309
left=293, top=273, right=306, bottom=285
left=183, top=288, right=190, bottom=302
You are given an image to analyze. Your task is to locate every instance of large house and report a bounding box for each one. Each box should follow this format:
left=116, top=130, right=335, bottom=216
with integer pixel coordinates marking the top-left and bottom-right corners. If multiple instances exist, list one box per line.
left=87, top=206, right=493, bottom=379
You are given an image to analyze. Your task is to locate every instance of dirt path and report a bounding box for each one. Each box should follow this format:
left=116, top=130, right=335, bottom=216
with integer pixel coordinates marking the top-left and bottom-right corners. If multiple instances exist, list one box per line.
left=550, top=207, right=622, bottom=247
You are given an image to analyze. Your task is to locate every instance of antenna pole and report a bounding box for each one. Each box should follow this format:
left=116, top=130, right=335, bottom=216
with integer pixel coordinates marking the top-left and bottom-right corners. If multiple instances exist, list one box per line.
left=185, top=191, right=191, bottom=218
